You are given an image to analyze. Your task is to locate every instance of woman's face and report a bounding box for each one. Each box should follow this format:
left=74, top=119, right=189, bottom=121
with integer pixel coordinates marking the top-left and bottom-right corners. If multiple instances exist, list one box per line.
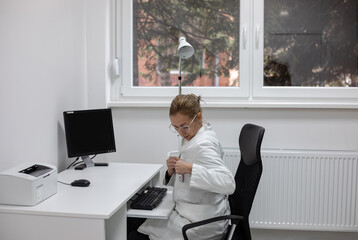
left=170, top=112, right=202, bottom=141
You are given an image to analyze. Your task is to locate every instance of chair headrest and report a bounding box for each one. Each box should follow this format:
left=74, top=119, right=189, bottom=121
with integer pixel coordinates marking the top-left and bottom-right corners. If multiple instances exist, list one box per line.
left=239, top=123, right=265, bottom=165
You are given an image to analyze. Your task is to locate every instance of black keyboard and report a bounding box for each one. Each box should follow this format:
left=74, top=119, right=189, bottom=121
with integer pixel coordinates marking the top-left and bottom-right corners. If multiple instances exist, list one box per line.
left=130, top=187, right=167, bottom=210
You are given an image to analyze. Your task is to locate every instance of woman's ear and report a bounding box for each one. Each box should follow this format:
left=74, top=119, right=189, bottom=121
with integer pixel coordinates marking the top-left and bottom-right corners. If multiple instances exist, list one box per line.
left=197, top=112, right=203, bottom=121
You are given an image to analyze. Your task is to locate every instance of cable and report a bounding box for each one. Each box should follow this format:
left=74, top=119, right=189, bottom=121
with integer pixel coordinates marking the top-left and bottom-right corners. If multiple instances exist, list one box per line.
left=66, top=155, right=97, bottom=169
left=72, top=161, right=84, bottom=167
left=67, top=157, right=80, bottom=169
left=57, top=181, right=71, bottom=186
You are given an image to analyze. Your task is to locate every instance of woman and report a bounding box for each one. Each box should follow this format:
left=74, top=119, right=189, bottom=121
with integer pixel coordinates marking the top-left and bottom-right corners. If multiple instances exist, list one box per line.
left=130, top=94, right=235, bottom=240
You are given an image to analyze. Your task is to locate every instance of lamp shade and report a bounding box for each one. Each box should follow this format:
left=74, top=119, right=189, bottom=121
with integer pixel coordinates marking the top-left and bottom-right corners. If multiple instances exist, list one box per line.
left=177, top=37, right=194, bottom=59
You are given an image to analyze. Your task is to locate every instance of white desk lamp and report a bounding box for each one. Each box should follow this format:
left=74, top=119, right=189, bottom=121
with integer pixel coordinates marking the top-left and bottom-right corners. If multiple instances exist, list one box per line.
left=176, top=37, right=194, bottom=174
left=177, top=37, right=194, bottom=95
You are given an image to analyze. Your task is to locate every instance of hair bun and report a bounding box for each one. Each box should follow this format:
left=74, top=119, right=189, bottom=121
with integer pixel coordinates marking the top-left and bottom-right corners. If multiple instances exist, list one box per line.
left=170, top=94, right=203, bottom=117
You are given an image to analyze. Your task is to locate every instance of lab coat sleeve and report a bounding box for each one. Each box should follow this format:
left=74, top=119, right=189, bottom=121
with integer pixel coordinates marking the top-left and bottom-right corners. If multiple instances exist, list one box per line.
left=190, top=140, right=236, bottom=195
left=163, top=171, right=175, bottom=186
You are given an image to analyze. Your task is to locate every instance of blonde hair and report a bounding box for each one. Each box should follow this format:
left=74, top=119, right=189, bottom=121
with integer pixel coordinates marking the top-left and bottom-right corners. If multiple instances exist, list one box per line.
left=169, top=94, right=202, bottom=118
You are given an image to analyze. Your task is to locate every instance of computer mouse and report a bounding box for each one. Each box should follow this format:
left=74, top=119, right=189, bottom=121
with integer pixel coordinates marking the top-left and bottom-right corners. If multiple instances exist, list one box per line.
left=71, top=179, right=90, bottom=187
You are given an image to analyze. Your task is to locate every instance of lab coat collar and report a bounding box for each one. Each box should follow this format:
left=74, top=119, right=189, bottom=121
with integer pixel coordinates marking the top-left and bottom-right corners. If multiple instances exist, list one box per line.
left=182, top=122, right=212, bottom=145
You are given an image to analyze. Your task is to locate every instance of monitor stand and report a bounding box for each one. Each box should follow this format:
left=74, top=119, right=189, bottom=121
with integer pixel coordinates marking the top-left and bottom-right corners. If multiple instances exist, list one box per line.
left=75, top=156, right=108, bottom=170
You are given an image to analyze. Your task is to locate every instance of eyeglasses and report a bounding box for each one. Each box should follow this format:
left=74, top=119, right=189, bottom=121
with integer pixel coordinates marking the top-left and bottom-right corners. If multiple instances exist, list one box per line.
left=169, top=114, right=198, bottom=133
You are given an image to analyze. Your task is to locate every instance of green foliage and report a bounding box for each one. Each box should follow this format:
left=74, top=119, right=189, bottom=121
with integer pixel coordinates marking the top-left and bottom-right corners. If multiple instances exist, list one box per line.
left=133, top=0, right=357, bottom=87
left=133, top=0, right=240, bottom=86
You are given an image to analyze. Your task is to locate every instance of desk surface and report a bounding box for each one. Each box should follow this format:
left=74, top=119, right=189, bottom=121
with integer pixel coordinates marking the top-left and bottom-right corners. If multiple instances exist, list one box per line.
left=0, top=163, right=162, bottom=219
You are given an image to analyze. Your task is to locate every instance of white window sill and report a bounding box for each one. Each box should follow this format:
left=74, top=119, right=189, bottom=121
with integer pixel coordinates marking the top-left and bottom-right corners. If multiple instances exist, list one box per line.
left=107, top=98, right=358, bottom=109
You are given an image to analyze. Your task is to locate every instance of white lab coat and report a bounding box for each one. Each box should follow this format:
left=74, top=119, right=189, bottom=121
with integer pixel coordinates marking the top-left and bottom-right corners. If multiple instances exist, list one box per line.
left=138, top=124, right=236, bottom=240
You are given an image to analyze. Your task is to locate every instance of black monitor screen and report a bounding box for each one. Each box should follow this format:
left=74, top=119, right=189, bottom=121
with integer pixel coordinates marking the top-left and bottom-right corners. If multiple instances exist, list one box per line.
left=63, top=108, right=116, bottom=158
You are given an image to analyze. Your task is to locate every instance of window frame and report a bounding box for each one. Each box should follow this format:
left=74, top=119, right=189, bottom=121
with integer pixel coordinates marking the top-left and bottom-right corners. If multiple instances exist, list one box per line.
left=252, top=0, right=358, bottom=101
left=109, top=0, right=358, bottom=108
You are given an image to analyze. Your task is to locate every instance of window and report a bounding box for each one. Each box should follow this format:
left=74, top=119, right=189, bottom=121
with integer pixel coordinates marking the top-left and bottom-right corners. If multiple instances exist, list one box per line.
left=112, top=0, right=358, bottom=107
left=133, top=0, right=240, bottom=88
left=254, top=0, right=358, bottom=99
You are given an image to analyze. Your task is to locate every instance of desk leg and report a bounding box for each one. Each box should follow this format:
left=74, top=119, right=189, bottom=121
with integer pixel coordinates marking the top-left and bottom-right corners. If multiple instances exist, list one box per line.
left=106, top=204, right=127, bottom=240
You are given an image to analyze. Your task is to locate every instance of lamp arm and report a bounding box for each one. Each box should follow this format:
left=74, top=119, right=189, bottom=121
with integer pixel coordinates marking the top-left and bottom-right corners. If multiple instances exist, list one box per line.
left=178, top=57, right=182, bottom=95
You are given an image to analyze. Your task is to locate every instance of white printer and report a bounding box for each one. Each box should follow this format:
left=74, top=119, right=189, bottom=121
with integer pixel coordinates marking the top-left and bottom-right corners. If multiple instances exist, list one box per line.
left=0, top=163, right=57, bottom=206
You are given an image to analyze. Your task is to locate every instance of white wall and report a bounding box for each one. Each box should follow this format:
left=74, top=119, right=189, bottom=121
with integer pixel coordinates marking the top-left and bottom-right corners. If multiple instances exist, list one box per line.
left=105, top=107, right=358, bottom=165
left=83, top=0, right=358, bottom=165
left=0, top=0, right=357, bottom=239
left=104, top=107, right=358, bottom=240
left=85, top=1, right=358, bottom=239
left=0, top=0, right=87, bottom=172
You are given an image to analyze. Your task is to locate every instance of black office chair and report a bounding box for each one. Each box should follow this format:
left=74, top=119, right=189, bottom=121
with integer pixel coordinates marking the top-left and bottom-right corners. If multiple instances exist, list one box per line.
left=182, top=123, right=265, bottom=240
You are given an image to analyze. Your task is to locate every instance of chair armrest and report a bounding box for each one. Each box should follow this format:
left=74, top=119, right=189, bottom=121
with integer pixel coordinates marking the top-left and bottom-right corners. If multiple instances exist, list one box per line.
left=182, top=215, right=243, bottom=240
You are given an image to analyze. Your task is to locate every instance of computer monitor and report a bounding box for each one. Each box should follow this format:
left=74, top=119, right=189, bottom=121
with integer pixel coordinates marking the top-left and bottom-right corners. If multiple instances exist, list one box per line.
left=63, top=108, right=116, bottom=170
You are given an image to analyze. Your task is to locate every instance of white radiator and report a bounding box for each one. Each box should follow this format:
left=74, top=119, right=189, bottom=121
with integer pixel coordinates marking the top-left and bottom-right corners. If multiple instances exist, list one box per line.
left=223, top=148, right=358, bottom=232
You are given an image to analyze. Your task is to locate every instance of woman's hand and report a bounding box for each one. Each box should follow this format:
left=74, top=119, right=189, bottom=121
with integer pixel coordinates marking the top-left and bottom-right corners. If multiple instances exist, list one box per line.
left=166, top=156, right=179, bottom=176
left=174, top=159, right=193, bottom=175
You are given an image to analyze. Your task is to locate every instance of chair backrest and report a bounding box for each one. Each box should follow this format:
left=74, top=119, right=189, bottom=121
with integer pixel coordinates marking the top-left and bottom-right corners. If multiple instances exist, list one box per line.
left=229, top=123, right=265, bottom=239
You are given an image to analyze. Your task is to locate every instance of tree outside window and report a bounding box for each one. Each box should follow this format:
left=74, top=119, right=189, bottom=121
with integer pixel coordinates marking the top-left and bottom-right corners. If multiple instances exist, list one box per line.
left=132, top=0, right=357, bottom=89
left=133, top=0, right=240, bottom=88
left=264, top=0, right=358, bottom=87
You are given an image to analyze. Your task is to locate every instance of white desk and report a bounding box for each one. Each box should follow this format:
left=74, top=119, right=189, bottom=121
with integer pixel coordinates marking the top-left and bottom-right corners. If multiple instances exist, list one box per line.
left=0, top=163, right=173, bottom=240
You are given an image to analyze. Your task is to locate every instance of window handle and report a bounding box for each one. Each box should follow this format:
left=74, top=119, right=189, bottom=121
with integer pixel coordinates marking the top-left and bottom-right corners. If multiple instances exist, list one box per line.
left=255, top=25, right=260, bottom=49
left=113, top=58, right=120, bottom=77
left=242, top=25, right=247, bottom=50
